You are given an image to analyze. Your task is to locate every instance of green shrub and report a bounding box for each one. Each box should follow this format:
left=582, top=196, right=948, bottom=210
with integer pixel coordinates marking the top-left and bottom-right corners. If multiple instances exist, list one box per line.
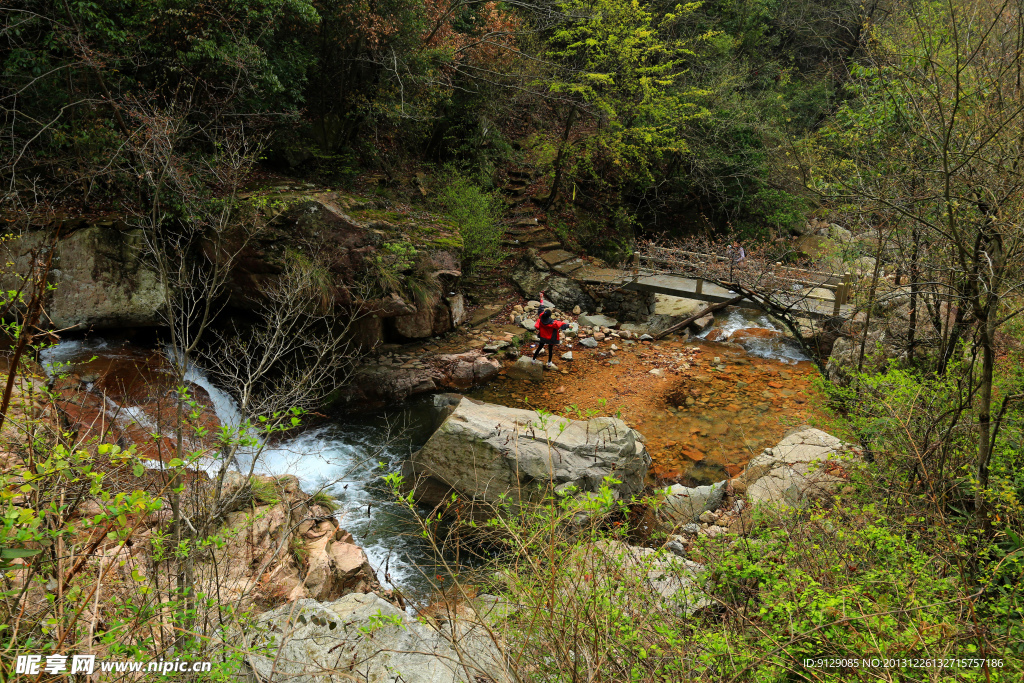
left=434, top=171, right=504, bottom=273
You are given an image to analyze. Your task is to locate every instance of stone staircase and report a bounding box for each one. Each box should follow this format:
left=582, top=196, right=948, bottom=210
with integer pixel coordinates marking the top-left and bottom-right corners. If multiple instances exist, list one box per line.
left=500, top=169, right=562, bottom=251
left=497, top=169, right=596, bottom=278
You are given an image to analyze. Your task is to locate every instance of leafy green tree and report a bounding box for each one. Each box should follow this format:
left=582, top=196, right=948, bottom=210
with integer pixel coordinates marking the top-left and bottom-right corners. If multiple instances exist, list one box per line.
left=540, top=0, right=708, bottom=210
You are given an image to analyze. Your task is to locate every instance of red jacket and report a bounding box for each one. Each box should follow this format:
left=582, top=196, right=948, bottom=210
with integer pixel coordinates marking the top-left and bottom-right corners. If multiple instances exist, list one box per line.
left=535, top=316, right=565, bottom=342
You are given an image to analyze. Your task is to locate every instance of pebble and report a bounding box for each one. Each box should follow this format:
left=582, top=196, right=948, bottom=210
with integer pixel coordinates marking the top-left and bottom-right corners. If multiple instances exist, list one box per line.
left=610, top=344, right=619, bottom=351
left=698, top=510, right=719, bottom=524
left=609, top=358, right=621, bottom=365
left=640, top=334, right=654, bottom=341
left=665, top=540, right=687, bottom=558
left=649, top=368, right=665, bottom=377
left=594, top=332, right=606, bottom=342
left=561, top=351, right=573, bottom=361
left=580, top=338, right=598, bottom=348
left=573, top=305, right=581, bottom=314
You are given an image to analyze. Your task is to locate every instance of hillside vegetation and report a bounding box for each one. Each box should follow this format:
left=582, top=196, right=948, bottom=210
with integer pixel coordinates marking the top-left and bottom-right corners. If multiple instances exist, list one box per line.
left=1, top=0, right=1023, bottom=680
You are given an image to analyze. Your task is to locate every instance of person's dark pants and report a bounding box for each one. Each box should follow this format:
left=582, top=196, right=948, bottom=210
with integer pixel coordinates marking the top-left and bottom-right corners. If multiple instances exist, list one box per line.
left=533, top=339, right=556, bottom=362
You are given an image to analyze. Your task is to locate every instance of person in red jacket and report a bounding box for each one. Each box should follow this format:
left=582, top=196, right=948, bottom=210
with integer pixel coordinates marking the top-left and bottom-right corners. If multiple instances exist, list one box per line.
left=533, top=307, right=566, bottom=369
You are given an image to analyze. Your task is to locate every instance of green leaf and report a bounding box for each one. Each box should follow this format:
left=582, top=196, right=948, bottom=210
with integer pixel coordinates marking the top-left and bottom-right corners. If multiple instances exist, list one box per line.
left=0, top=548, right=43, bottom=559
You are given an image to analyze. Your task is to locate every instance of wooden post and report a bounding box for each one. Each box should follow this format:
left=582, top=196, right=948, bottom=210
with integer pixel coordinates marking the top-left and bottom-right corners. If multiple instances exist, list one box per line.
left=831, top=272, right=852, bottom=315
left=631, top=252, right=640, bottom=269
left=696, top=278, right=704, bottom=295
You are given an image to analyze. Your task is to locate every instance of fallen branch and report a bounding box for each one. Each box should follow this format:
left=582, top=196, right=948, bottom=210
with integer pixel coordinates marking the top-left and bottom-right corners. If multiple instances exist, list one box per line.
left=653, top=296, right=743, bottom=340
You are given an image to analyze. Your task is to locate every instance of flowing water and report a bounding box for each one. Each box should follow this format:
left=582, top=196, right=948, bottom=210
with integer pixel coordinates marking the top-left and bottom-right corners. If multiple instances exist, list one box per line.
left=40, top=338, right=445, bottom=600
left=698, top=307, right=810, bottom=364
left=37, top=307, right=818, bottom=599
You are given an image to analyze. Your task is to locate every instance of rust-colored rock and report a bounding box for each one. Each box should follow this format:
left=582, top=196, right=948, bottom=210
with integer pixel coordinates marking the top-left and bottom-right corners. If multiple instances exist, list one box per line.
left=727, top=328, right=782, bottom=344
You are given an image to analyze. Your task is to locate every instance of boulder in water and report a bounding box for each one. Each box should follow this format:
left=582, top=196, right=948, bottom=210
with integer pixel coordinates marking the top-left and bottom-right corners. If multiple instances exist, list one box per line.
left=704, top=328, right=728, bottom=342
left=405, top=397, right=650, bottom=508
left=727, top=328, right=783, bottom=345
left=689, top=313, right=715, bottom=334
left=506, top=356, right=544, bottom=380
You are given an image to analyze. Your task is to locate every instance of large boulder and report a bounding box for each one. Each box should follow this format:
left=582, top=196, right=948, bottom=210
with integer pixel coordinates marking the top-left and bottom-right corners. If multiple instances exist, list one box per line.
left=511, top=258, right=595, bottom=311
left=1, top=225, right=167, bottom=329
left=735, top=428, right=861, bottom=508
left=242, top=592, right=511, bottom=683
left=584, top=541, right=710, bottom=615
left=344, top=365, right=442, bottom=409
left=405, top=397, right=650, bottom=508
left=658, top=481, right=726, bottom=527
left=431, top=350, right=501, bottom=390
left=506, top=356, right=544, bottom=381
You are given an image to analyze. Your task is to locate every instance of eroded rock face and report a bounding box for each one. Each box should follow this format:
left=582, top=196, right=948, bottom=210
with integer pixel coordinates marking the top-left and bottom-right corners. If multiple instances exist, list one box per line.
left=216, top=473, right=381, bottom=604
left=511, top=258, right=595, bottom=311
left=242, top=592, right=512, bottom=683
left=405, top=397, right=650, bottom=508
left=344, top=351, right=501, bottom=408
left=345, top=365, right=442, bottom=409
left=735, top=428, right=860, bottom=508
left=1, top=226, right=167, bottom=329
left=431, top=350, right=501, bottom=390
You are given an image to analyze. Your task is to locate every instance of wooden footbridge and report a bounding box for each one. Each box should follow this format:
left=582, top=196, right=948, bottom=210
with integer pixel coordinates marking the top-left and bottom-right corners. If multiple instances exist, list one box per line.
left=535, top=245, right=859, bottom=321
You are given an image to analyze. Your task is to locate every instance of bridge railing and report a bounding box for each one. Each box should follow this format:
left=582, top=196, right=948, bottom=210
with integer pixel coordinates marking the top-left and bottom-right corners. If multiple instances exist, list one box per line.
left=632, top=246, right=858, bottom=316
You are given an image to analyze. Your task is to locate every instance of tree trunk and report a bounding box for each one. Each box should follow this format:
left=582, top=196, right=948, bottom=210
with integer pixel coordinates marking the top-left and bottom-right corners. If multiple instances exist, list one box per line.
left=546, top=105, right=578, bottom=211
left=975, top=319, right=996, bottom=518
left=907, top=228, right=920, bottom=363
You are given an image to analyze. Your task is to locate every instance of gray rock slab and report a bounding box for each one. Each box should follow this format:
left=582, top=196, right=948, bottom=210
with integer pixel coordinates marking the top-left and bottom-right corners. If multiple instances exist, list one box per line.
left=738, top=428, right=860, bottom=508
left=407, top=397, right=650, bottom=508
left=578, top=313, right=619, bottom=328
left=659, top=481, right=726, bottom=526
left=243, top=592, right=511, bottom=683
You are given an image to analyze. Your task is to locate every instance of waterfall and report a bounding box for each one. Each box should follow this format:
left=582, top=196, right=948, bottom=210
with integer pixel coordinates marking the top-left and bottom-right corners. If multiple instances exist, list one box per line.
left=39, top=338, right=435, bottom=595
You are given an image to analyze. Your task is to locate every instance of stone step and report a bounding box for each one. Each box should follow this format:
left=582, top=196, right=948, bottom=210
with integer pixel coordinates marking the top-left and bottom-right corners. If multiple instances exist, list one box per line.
left=504, top=224, right=547, bottom=237
left=502, top=184, right=528, bottom=196
left=539, top=249, right=576, bottom=266
left=467, top=304, right=504, bottom=327
left=532, top=240, right=562, bottom=250
left=523, top=233, right=558, bottom=245
left=508, top=169, right=534, bottom=180
left=553, top=258, right=587, bottom=275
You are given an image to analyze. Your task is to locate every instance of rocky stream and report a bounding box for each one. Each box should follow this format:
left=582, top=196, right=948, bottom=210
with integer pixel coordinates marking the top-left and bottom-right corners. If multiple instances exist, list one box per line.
left=37, top=296, right=828, bottom=606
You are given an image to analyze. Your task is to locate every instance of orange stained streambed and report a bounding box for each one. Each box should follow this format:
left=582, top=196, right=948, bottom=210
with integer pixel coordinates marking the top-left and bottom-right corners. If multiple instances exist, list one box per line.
left=472, top=337, right=825, bottom=486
